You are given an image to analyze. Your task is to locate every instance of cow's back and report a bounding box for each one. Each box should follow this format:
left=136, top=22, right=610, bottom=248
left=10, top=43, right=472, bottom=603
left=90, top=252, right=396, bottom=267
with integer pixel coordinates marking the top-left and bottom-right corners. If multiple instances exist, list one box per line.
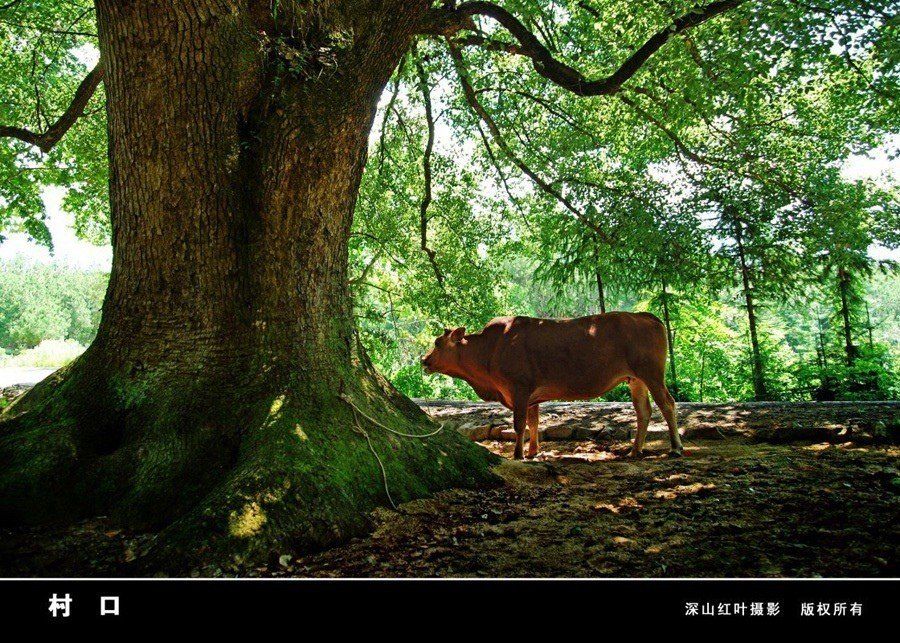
left=486, top=312, right=667, bottom=396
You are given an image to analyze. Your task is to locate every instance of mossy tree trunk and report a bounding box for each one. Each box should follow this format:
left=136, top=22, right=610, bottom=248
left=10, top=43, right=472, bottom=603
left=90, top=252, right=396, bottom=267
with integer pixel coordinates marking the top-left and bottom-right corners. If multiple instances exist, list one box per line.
left=0, top=0, right=497, bottom=571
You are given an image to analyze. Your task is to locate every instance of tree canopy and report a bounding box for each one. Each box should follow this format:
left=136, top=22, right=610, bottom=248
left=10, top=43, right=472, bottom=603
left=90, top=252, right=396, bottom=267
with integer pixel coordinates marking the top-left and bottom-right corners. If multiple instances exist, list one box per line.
left=2, top=1, right=899, bottom=403
left=2, top=1, right=898, bottom=405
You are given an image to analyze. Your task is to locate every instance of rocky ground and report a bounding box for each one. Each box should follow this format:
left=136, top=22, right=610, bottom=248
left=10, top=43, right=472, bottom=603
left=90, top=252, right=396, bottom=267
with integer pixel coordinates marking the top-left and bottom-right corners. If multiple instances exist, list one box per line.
left=280, top=437, right=899, bottom=578
left=0, top=396, right=898, bottom=577
left=418, top=399, right=900, bottom=443
left=0, top=383, right=30, bottom=408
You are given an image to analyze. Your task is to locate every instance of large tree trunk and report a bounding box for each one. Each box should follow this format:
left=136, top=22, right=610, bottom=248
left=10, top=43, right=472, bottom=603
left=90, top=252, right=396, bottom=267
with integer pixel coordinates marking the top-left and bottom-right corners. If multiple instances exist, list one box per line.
left=0, top=0, right=496, bottom=572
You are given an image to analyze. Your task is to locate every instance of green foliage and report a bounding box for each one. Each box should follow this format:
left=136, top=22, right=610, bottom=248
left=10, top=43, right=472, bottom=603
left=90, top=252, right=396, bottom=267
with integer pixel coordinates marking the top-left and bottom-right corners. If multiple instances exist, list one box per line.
left=0, top=260, right=105, bottom=353
left=348, top=0, right=900, bottom=401
left=0, top=2, right=108, bottom=246
left=1, top=1, right=898, bottom=402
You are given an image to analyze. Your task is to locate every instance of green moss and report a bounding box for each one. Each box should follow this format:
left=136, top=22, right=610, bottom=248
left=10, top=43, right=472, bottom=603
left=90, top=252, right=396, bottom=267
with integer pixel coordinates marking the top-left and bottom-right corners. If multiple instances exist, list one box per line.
left=110, top=370, right=163, bottom=410
left=142, top=367, right=498, bottom=571
left=268, top=395, right=286, bottom=417
left=229, top=502, right=267, bottom=538
left=1, top=347, right=499, bottom=572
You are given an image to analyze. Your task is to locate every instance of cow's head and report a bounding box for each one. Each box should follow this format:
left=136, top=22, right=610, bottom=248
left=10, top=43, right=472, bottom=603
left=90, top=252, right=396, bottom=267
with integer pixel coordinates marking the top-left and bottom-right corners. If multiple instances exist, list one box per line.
left=421, top=327, right=466, bottom=374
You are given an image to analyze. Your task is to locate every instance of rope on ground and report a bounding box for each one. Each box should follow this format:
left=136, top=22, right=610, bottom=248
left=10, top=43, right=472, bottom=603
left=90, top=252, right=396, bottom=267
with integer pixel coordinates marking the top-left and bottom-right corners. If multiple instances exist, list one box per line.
left=339, top=393, right=444, bottom=437
left=349, top=408, right=397, bottom=510
left=341, top=393, right=448, bottom=511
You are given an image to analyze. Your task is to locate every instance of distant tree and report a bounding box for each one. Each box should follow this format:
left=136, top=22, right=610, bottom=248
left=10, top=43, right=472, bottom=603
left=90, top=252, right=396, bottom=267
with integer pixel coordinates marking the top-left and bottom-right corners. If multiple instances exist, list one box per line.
left=797, top=175, right=900, bottom=397
left=692, top=175, right=809, bottom=400
left=614, top=187, right=711, bottom=398
left=0, top=260, right=105, bottom=352
left=804, top=177, right=898, bottom=360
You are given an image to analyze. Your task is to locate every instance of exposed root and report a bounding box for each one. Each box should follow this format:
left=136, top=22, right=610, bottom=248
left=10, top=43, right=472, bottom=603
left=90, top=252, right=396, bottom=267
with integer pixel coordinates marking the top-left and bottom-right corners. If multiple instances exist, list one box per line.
left=0, top=360, right=500, bottom=573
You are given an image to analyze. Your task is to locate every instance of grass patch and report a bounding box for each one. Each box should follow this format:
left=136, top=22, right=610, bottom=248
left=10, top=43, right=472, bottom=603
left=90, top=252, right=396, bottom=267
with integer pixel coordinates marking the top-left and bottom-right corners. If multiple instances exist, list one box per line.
left=0, top=339, right=86, bottom=368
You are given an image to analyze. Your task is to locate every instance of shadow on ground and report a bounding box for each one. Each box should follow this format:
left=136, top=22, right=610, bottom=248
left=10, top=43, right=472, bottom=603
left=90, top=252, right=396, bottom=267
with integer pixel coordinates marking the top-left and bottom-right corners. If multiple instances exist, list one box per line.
left=1, top=400, right=898, bottom=577
left=278, top=435, right=899, bottom=578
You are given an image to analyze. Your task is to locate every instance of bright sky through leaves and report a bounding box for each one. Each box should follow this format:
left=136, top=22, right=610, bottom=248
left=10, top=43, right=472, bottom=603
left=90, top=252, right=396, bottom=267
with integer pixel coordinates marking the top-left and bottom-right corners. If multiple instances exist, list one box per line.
left=2, top=138, right=896, bottom=271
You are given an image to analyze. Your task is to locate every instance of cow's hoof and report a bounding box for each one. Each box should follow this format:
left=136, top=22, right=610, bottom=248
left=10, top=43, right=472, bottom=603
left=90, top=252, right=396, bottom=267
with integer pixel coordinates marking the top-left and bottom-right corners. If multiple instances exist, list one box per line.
left=513, top=452, right=524, bottom=461
left=668, top=449, right=683, bottom=458
left=525, top=450, right=538, bottom=460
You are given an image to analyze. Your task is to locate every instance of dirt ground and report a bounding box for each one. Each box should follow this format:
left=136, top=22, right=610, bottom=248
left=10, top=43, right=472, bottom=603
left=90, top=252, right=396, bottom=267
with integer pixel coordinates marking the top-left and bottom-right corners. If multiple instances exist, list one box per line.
left=0, top=402, right=898, bottom=578
left=277, top=436, right=900, bottom=578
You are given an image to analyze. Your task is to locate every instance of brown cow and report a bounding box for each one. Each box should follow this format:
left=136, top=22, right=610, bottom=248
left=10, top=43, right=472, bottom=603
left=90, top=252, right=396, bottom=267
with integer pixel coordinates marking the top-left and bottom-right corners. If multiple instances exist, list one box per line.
left=421, top=312, right=682, bottom=460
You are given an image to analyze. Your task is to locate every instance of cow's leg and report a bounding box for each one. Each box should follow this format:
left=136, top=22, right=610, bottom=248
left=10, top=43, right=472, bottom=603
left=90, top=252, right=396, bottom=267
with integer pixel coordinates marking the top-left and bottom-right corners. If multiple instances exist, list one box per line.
left=512, top=396, right=528, bottom=460
left=649, top=383, right=682, bottom=457
left=628, top=379, right=652, bottom=457
left=526, top=404, right=540, bottom=459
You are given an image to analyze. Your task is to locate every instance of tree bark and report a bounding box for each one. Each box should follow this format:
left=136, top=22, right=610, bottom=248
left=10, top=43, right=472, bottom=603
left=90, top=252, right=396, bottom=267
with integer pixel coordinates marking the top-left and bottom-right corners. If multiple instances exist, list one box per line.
left=660, top=281, right=678, bottom=395
left=814, top=310, right=836, bottom=401
left=817, top=313, right=828, bottom=374
left=596, top=270, right=606, bottom=314
left=838, top=268, right=858, bottom=365
left=733, top=219, right=768, bottom=401
left=0, top=0, right=497, bottom=572
left=864, top=301, right=874, bottom=351
left=698, top=343, right=706, bottom=403
left=592, top=242, right=605, bottom=313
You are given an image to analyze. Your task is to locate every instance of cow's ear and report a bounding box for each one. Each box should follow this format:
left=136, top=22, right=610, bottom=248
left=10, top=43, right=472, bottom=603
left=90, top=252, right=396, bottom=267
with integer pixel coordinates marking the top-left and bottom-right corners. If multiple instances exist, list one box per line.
left=450, top=327, right=466, bottom=342
left=442, top=328, right=451, bottom=336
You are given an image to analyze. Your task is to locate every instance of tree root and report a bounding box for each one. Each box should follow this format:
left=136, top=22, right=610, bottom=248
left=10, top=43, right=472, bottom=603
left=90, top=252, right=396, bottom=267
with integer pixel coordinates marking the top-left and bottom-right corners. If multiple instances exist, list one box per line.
left=0, top=358, right=500, bottom=574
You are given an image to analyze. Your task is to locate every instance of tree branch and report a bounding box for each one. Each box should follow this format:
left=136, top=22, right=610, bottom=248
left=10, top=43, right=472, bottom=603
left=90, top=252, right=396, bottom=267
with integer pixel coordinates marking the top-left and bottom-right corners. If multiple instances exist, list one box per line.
left=454, top=33, right=524, bottom=56
left=377, top=56, right=405, bottom=175
left=448, top=41, right=611, bottom=243
left=414, top=53, right=445, bottom=288
left=0, top=62, right=103, bottom=153
left=0, top=0, right=26, bottom=10
left=618, top=94, right=814, bottom=209
left=349, top=249, right=384, bottom=287
left=474, top=118, right=529, bottom=225
left=433, top=1, right=744, bottom=96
